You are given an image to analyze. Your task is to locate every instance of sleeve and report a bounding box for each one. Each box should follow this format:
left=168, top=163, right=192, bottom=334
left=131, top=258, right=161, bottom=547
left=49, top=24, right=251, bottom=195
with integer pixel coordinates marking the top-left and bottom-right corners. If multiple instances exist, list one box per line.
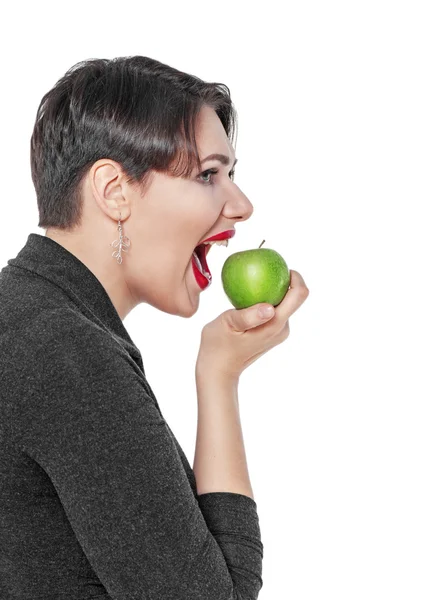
left=16, top=326, right=264, bottom=600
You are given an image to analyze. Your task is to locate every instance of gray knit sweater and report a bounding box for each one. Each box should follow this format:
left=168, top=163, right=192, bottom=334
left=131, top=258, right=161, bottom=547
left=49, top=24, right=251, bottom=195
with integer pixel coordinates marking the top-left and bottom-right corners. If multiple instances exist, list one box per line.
left=0, top=233, right=263, bottom=600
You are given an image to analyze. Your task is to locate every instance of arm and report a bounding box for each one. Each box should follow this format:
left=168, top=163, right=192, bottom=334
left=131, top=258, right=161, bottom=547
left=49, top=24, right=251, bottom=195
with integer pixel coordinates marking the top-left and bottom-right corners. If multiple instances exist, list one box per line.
left=193, top=372, right=264, bottom=599
left=15, top=323, right=263, bottom=600
left=193, top=372, right=254, bottom=499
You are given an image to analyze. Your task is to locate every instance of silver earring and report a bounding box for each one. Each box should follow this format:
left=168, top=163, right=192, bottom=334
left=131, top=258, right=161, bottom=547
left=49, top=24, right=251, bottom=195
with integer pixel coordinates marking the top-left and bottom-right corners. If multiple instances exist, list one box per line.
left=110, top=212, right=131, bottom=264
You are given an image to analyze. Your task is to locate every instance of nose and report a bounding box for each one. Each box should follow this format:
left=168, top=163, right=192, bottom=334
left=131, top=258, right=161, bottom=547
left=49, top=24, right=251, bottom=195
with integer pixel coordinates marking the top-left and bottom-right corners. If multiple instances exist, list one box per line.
left=224, top=184, right=254, bottom=223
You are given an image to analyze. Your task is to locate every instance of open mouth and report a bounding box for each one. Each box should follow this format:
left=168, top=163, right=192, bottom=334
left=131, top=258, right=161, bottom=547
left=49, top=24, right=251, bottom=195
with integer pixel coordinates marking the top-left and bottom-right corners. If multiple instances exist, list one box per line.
left=191, top=237, right=231, bottom=290
left=192, top=243, right=212, bottom=283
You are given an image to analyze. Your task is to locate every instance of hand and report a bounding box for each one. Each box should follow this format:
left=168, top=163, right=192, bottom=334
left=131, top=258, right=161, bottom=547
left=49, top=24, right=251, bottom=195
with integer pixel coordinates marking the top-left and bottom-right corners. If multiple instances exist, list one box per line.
left=195, top=270, right=309, bottom=382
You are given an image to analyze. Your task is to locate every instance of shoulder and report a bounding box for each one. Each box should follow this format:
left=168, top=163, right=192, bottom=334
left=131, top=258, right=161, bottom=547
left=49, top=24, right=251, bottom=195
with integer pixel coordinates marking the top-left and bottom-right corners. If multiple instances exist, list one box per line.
left=5, top=306, right=114, bottom=363
left=3, top=307, right=140, bottom=404
left=7, top=309, right=162, bottom=460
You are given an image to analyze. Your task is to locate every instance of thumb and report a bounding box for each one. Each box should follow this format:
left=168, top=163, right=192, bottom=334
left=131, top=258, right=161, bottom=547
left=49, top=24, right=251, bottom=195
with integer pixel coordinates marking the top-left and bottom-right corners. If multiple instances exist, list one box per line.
left=227, top=303, right=275, bottom=332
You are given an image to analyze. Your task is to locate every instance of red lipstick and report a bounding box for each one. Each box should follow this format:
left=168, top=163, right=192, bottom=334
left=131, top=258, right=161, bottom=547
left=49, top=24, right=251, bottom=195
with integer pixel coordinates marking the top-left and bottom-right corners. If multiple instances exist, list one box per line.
left=192, top=230, right=235, bottom=291
left=200, top=229, right=235, bottom=244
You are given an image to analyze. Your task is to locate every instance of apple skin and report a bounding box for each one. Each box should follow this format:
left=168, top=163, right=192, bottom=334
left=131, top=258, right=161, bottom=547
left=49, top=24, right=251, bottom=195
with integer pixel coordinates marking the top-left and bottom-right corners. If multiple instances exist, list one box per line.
left=221, top=247, right=290, bottom=309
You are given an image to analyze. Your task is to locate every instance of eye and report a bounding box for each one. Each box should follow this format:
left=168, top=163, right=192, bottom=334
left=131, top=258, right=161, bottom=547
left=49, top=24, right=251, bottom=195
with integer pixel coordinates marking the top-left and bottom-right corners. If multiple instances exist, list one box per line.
left=198, top=168, right=236, bottom=185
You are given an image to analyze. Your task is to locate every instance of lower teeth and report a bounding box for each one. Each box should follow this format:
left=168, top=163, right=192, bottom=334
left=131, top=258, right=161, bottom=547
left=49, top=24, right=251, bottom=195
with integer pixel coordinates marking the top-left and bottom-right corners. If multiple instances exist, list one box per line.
left=192, top=251, right=211, bottom=280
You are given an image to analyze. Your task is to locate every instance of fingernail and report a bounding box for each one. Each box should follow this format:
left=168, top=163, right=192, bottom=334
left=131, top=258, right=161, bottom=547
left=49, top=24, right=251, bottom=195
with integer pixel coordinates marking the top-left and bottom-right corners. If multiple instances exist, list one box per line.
left=259, top=306, right=274, bottom=318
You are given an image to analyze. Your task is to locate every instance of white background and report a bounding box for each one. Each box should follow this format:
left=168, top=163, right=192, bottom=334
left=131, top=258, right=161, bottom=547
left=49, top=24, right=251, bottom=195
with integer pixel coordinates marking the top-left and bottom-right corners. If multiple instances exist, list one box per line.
left=1, top=1, right=437, bottom=598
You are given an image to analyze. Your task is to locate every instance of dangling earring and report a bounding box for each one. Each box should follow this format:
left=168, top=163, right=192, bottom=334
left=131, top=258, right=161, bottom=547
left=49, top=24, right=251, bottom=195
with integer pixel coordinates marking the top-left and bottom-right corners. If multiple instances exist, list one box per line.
left=110, top=212, right=131, bottom=264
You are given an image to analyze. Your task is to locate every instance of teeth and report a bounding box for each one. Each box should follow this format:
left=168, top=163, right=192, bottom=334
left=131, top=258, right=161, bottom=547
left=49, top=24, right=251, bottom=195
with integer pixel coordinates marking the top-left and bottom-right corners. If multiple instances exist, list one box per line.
left=192, top=238, right=230, bottom=282
left=192, top=249, right=211, bottom=280
left=192, top=250, right=203, bottom=272
left=203, top=239, right=229, bottom=247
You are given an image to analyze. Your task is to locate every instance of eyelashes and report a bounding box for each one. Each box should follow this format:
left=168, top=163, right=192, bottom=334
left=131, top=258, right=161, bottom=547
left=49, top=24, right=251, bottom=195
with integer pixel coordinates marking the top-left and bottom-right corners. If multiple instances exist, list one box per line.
left=197, top=168, right=236, bottom=186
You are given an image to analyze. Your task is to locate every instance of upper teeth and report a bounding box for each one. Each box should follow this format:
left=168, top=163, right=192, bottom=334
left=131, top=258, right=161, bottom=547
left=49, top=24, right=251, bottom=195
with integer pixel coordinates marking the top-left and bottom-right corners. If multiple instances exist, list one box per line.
left=203, top=239, right=229, bottom=247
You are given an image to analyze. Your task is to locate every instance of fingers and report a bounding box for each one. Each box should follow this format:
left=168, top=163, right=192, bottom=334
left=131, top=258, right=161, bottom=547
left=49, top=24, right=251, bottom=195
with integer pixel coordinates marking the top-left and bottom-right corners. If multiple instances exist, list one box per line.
left=221, top=269, right=308, bottom=335
left=223, top=303, right=274, bottom=333
left=273, top=270, right=309, bottom=322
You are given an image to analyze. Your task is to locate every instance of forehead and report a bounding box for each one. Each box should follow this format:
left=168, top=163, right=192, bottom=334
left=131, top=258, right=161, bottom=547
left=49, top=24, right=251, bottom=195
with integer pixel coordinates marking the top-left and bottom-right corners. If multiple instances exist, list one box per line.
left=195, top=105, right=235, bottom=159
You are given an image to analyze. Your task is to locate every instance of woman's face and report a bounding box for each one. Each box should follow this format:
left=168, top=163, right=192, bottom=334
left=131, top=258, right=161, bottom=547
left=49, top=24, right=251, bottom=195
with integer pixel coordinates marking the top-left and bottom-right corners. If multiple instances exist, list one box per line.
left=125, top=105, right=254, bottom=317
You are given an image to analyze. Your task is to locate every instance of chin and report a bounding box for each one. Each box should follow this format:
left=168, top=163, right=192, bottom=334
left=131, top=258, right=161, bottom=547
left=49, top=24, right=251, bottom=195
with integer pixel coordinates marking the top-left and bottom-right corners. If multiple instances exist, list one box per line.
left=180, top=294, right=200, bottom=318
left=157, top=286, right=200, bottom=318
left=166, top=301, right=197, bottom=319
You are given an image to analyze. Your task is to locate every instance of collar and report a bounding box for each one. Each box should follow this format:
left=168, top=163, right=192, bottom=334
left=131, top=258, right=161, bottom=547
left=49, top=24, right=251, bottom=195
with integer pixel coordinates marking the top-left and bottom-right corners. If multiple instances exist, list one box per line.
left=6, top=233, right=142, bottom=361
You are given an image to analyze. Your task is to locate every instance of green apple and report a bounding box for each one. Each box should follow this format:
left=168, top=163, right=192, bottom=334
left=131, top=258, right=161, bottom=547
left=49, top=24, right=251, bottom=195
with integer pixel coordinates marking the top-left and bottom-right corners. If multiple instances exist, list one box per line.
left=221, top=240, right=290, bottom=309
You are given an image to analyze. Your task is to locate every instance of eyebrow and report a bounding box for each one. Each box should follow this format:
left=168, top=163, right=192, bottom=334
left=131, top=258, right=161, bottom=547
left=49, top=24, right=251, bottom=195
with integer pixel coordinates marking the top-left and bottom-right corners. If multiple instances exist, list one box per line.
left=200, top=153, right=238, bottom=167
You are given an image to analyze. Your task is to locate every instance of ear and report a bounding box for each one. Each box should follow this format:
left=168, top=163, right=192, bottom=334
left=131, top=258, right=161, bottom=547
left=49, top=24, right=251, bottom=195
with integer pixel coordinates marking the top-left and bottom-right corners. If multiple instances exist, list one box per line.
left=88, top=159, right=130, bottom=219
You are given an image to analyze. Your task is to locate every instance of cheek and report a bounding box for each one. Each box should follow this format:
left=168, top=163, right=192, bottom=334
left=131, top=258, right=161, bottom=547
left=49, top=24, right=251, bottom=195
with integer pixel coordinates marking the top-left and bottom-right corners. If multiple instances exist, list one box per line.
left=194, top=201, right=222, bottom=233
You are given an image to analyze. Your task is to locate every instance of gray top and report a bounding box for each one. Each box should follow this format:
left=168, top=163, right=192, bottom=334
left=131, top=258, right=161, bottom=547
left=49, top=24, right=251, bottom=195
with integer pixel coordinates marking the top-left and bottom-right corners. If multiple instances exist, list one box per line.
left=0, top=233, right=263, bottom=600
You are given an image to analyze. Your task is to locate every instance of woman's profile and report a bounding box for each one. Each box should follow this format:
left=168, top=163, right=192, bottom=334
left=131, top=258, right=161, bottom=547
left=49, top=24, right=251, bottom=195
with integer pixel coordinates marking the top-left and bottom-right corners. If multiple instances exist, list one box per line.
left=0, top=55, right=309, bottom=599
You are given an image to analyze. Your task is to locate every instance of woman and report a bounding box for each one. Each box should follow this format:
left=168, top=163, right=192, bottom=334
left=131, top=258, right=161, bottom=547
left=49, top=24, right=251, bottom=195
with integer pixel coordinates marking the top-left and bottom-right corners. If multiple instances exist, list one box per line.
left=0, top=55, right=309, bottom=599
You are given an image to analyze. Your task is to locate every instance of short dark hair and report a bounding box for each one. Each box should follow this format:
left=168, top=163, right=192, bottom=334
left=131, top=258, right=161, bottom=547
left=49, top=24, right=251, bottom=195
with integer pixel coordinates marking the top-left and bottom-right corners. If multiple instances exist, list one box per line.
left=30, top=55, right=238, bottom=230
